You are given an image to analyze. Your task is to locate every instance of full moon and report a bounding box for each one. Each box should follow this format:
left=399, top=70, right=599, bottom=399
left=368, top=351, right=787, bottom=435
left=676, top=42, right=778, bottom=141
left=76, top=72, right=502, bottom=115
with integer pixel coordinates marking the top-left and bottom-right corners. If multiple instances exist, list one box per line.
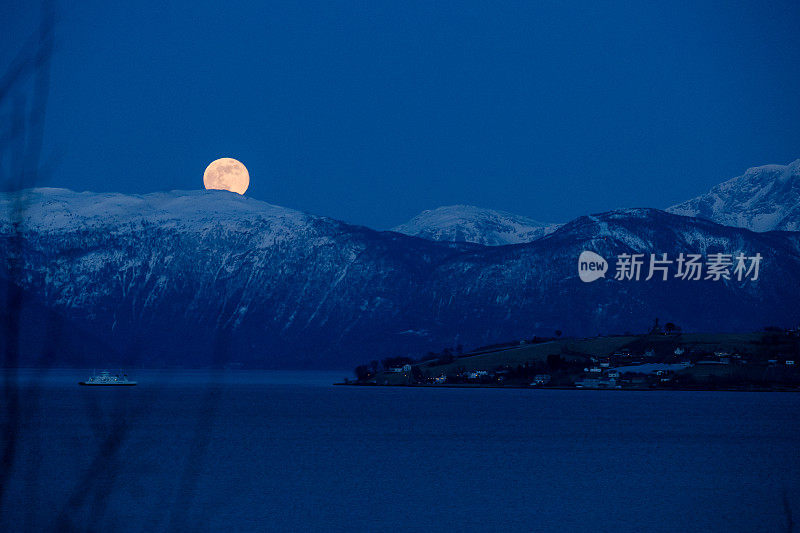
left=203, top=158, right=250, bottom=195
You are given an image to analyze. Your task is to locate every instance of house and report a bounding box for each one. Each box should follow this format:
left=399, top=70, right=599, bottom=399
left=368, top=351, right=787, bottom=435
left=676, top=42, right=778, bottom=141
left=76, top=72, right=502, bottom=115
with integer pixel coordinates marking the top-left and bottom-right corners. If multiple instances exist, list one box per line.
left=786, top=360, right=795, bottom=366
left=531, top=374, right=551, bottom=386
left=575, top=377, right=618, bottom=389
left=386, top=367, right=404, bottom=373
left=433, top=374, right=447, bottom=384
left=624, top=376, right=648, bottom=386
left=606, top=370, right=620, bottom=379
left=402, top=364, right=412, bottom=372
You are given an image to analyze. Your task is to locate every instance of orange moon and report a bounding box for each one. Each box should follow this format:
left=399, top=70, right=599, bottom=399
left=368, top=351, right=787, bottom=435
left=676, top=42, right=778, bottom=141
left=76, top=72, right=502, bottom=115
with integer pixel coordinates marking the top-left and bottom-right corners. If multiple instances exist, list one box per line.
left=203, top=158, right=250, bottom=195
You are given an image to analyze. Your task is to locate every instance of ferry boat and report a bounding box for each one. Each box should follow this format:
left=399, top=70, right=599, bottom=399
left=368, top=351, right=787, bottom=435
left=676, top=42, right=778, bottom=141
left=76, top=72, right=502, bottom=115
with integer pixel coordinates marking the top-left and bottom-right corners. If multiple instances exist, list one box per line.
left=79, top=370, right=137, bottom=386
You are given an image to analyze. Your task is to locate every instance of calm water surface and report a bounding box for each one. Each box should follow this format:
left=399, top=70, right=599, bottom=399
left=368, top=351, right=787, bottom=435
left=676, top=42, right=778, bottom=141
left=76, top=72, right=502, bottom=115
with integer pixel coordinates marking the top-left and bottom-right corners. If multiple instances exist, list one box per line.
left=1, top=370, right=798, bottom=532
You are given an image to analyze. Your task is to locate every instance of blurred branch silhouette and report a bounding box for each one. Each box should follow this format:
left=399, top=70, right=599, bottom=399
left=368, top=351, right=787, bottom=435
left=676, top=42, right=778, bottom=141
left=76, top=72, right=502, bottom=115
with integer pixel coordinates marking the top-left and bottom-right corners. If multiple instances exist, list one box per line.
left=1, top=4, right=228, bottom=528
left=0, top=0, right=55, bottom=512
left=167, top=333, right=229, bottom=529
left=0, top=4, right=137, bottom=528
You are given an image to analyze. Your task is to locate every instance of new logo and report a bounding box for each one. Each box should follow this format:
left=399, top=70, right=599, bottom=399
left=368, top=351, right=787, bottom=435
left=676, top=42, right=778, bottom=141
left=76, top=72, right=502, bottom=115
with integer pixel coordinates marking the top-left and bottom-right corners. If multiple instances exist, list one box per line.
left=578, top=251, right=608, bottom=283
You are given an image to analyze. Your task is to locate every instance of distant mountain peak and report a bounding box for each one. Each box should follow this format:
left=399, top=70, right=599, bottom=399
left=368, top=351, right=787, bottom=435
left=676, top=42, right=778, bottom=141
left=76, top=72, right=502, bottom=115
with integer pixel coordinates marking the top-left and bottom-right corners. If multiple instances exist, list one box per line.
left=667, top=159, right=800, bottom=232
left=392, top=204, right=561, bottom=246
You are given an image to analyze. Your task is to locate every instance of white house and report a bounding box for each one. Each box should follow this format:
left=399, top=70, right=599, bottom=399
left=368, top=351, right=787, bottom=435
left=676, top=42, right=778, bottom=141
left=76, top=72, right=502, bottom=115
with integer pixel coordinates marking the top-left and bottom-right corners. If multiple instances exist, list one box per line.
left=531, top=374, right=551, bottom=385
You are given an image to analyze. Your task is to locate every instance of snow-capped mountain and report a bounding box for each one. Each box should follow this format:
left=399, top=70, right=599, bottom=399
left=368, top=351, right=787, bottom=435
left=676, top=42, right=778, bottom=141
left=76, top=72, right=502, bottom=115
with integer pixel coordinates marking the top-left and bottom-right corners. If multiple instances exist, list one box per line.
left=668, top=159, right=800, bottom=232
left=3, top=189, right=800, bottom=369
left=392, top=205, right=560, bottom=246
left=0, top=187, right=312, bottom=234
left=394, top=159, right=800, bottom=245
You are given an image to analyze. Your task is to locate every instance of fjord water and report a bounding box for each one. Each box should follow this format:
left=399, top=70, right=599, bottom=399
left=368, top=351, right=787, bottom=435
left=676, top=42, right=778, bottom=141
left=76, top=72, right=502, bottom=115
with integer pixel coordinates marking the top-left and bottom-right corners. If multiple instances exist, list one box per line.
left=2, top=371, right=798, bottom=532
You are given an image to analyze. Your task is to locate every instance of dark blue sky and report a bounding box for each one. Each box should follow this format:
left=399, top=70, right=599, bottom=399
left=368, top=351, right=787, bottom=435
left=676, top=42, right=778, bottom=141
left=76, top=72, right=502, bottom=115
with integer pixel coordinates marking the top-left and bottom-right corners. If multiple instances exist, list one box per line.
left=4, top=0, right=800, bottom=228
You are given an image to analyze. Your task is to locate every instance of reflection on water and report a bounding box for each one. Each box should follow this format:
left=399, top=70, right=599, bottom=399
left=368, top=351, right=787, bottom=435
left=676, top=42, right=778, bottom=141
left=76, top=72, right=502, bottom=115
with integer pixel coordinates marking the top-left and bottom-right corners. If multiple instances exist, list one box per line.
left=7, top=369, right=350, bottom=387
left=1, top=372, right=798, bottom=532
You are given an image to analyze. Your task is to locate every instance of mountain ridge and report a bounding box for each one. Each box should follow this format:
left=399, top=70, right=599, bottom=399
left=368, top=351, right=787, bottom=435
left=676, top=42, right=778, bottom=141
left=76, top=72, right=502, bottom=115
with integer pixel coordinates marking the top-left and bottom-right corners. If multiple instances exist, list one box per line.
left=393, top=158, right=800, bottom=246
left=3, top=188, right=800, bottom=369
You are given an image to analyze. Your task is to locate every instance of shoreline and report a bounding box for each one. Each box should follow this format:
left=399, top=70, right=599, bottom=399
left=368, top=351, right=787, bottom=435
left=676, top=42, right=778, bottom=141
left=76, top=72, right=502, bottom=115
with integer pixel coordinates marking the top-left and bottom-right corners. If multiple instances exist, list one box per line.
left=335, top=382, right=800, bottom=392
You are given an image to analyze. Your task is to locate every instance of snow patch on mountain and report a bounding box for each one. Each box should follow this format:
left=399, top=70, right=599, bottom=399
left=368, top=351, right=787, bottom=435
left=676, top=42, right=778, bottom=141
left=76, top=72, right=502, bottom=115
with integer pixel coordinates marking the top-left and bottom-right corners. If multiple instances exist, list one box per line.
left=392, top=205, right=561, bottom=246
left=0, top=188, right=317, bottom=244
left=667, top=159, right=800, bottom=232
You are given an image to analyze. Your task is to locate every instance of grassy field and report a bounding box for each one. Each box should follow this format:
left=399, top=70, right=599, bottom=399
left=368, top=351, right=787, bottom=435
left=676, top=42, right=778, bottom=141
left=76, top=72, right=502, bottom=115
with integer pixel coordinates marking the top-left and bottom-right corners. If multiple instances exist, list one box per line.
left=373, top=331, right=799, bottom=385
left=379, top=336, right=638, bottom=384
